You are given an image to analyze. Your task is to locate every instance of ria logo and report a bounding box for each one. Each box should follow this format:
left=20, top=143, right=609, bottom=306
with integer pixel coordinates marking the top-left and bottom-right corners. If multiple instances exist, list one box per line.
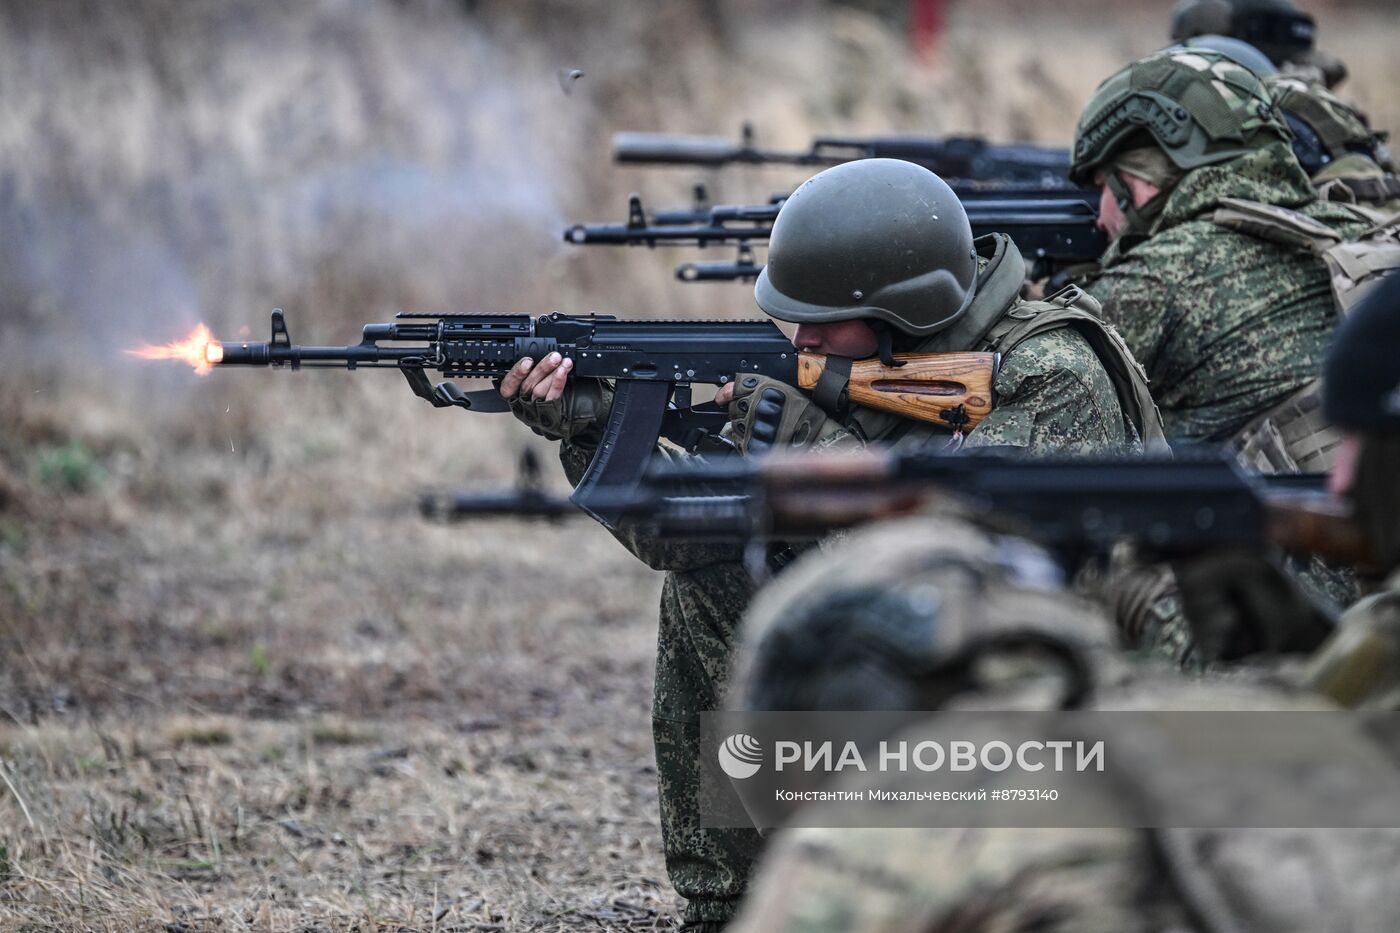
left=718, top=733, right=763, bottom=780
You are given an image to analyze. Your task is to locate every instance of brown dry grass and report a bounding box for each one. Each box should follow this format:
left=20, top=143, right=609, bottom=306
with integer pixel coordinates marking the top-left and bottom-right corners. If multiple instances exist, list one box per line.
left=1, top=1, right=1398, bottom=929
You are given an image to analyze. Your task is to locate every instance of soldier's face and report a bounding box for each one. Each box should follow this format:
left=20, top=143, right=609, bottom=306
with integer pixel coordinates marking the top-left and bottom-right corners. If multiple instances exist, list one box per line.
left=791, top=320, right=880, bottom=358
left=1094, top=169, right=1163, bottom=241
left=1097, top=181, right=1129, bottom=240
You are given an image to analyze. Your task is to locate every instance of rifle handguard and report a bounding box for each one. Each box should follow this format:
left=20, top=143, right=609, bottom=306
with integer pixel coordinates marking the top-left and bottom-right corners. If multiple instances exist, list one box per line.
left=797, top=351, right=997, bottom=432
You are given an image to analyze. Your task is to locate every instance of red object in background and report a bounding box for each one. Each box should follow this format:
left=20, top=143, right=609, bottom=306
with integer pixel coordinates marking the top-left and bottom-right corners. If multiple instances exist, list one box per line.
left=910, top=0, right=946, bottom=62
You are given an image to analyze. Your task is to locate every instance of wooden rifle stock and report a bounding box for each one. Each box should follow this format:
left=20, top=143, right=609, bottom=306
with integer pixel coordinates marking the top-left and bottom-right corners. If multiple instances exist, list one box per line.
left=796, top=352, right=997, bottom=431
left=1263, top=491, right=1375, bottom=568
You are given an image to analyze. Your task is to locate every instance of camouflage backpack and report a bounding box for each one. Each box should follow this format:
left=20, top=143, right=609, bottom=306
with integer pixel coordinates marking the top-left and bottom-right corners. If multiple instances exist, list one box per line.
left=1213, top=198, right=1400, bottom=472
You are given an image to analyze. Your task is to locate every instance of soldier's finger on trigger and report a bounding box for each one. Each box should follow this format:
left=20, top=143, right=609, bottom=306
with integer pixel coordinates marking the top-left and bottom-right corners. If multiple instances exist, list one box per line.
left=715, top=382, right=735, bottom=405
left=499, top=357, right=535, bottom=399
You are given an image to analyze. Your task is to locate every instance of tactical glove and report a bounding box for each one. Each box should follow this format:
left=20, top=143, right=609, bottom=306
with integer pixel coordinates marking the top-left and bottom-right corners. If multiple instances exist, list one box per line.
left=508, top=379, right=613, bottom=444
left=1173, top=550, right=1334, bottom=663
left=727, top=375, right=857, bottom=456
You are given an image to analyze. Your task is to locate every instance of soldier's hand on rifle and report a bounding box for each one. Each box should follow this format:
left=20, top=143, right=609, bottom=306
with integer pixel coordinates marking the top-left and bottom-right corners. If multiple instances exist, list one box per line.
left=500, top=352, right=573, bottom=403
left=499, top=353, right=612, bottom=443
left=724, top=375, right=857, bottom=456
left=1172, top=550, right=1334, bottom=663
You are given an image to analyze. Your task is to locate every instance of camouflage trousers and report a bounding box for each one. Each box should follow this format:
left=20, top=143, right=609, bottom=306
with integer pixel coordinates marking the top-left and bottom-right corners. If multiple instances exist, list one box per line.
left=654, top=560, right=766, bottom=925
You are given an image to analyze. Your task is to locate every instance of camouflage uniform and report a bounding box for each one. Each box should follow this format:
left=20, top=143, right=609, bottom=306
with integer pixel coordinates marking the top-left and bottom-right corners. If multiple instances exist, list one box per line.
left=528, top=230, right=1149, bottom=925
left=727, top=191, right=1400, bottom=932
left=724, top=512, right=1400, bottom=933
left=1085, top=139, right=1367, bottom=444
left=1072, top=48, right=1369, bottom=444
left=731, top=712, right=1400, bottom=933
left=1070, top=49, right=1371, bottom=665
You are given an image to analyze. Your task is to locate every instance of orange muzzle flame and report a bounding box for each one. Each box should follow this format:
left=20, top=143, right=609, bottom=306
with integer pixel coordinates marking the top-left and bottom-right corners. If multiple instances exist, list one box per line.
left=129, top=323, right=224, bottom=375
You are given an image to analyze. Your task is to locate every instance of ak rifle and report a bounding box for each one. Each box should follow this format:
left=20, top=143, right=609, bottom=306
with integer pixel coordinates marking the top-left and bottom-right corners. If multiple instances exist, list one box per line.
left=565, top=193, right=1107, bottom=283
left=612, top=122, right=1078, bottom=190
left=423, top=448, right=1371, bottom=569
left=193, top=311, right=997, bottom=528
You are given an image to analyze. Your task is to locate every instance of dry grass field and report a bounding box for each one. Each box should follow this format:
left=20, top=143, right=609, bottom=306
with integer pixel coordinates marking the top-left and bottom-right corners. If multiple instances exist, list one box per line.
left=1, top=1, right=1398, bottom=929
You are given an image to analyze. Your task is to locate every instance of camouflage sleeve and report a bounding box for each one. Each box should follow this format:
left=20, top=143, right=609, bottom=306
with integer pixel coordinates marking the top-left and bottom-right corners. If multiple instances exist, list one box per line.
left=1082, top=258, right=1177, bottom=374
left=1097, top=556, right=1203, bottom=671
left=559, top=441, right=746, bottom=573
left=962, top=329, right=1132, bottom=455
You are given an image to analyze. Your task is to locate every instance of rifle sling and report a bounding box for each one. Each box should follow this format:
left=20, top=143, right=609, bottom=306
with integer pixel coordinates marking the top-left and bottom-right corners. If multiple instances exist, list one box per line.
left=402, top=368, right=512, bottom=412
left=813, top=355, right=853, bottom=416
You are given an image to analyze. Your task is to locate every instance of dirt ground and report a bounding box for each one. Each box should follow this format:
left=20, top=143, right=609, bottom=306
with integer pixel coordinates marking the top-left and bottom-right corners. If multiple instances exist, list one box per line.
left=2, top=1, right=1399, bottom=929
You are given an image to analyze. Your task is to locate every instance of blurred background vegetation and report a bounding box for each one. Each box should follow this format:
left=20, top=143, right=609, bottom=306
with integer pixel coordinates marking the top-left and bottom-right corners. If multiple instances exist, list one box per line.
left=0, top=0, right=1397, bottom=928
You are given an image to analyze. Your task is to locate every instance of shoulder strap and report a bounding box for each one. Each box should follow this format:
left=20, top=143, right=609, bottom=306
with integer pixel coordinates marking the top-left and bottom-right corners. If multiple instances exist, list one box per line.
left=982, top=286, right=1169, bottom=455
left=1211, top=197, right=1400, bottom=317
left=1209, top=196, right=1344, bottom=252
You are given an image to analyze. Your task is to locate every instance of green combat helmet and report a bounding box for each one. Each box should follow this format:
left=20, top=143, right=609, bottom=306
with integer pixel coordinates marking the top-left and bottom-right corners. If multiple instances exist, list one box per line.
left=753, top=159, right=978, bottom=340
left=1175, top=33, right=1278, bottom=79
left=730, top=515, right=1116, bottom=715
left=1070, top=46, right=1291, bottom=188
left=1267, top=74, right=1397, bottom=184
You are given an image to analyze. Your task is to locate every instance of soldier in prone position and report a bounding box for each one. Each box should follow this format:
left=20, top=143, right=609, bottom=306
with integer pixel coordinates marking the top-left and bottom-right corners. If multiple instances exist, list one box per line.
left=497, top=159, right=1160, bottom=929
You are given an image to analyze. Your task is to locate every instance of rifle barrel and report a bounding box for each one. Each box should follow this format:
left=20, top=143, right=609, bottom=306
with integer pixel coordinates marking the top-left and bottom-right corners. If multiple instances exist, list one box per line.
left=613, top=131, right=831, bottom=166
left=217, top=341, right=433, bottom=367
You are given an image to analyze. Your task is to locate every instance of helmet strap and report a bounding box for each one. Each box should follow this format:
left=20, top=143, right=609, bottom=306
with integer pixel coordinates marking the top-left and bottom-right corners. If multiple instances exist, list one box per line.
left=1107, top=170, right=1171, bottom=240
left=871, top=322, right=907, bottom=369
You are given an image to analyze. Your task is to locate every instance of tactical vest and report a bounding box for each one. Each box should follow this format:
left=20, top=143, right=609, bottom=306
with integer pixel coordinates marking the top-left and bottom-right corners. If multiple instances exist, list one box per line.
left=1211, top=197, right=1400, bottom=472
left=978, top=284, right=1169, bottom=455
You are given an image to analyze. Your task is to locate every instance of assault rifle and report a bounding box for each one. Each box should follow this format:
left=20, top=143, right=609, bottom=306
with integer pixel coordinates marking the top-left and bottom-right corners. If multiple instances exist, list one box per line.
left=613, top=123, right=1078, bottom=189
left=646, top=183, right=1098, bottom=226
left=189, top=311, right=997, bottom=527
left=565, top=193, right=1107, bottom=283
left=423, top=448, right=1371, bottom=569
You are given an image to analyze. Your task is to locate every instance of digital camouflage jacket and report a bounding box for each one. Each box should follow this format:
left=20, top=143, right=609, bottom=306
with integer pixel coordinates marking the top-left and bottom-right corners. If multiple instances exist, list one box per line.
left=1087, top=140, right=1369, bottom=443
